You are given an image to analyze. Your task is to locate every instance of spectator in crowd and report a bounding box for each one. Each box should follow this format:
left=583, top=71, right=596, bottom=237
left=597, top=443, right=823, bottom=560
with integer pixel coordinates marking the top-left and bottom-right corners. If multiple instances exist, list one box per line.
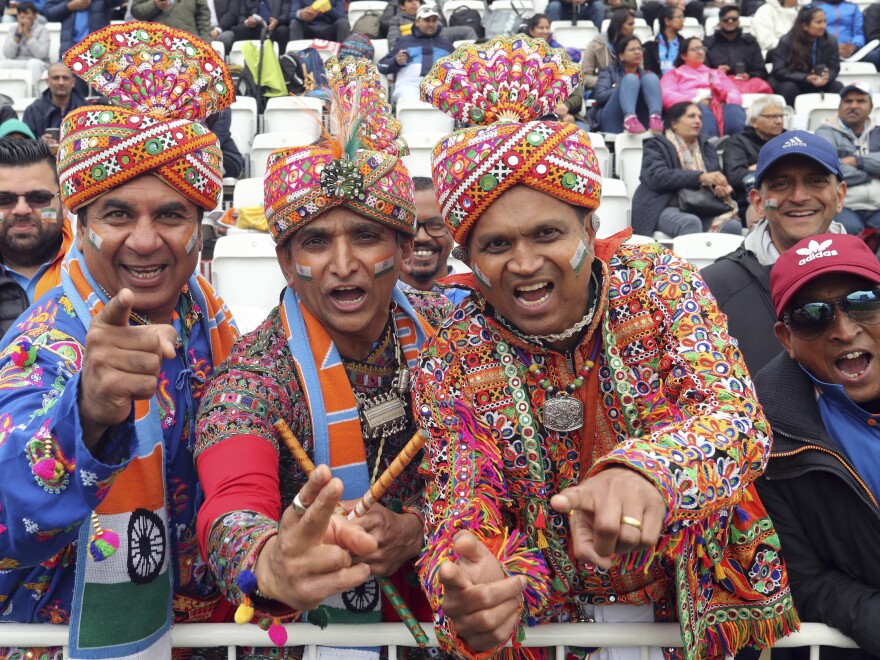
left=702, top=130, right=847, bottom=375
left=0, top=1, right=48, bottom=90
left=770, top=6, right=842, bottom=107
left=205, top=107, right=244, bottom=180
left=704, top=5, right=773, bottom=95
left=632, top=101, right=742, bottom=236
left=723, top=95, right=786, bottom=222
left=816, top=83, right=880, bottom=235
left=412, top=36, right=796, bottom=660
left=589, top=35, right=663, bottom=133
left=752, top=0, right=799, bottom=54
left=378, top=5, right=453, bottom=103
left=545, top=0, right=605, bottom=30
left=755, top=232, right=880, bottom=659
left=816, top=0, right=880, bottom=67
left=0, top=24, right=238, bottom=660
left=660, top=37, right=747, bottom=137
left=218, top=0, right=289, bottom=59
left=0, top=138, right=71, bottom=338
left=643, top=4, right=684, bottom=76
left=43, top=0, right=125, bottom=56
left=289, top=0, right=349, bottom=44
left=642, top=0, right=703, bottom=36
left=131, top=0, right=213, bottom=41
left=865, top=1, right=880, bottom=44
left=398, top=176, right=468, bottom=307
left=525, top=13, right=584, bottom=125
left=22, top=62, right=87, bottom=148
left=211, top=0, right=242, bottom=44
left=582, top=8, right=633, bottom=92
left=386, top=0, right=476, bottom=47
left=0, top=118, right=35, bottom=140
left=195, top=59, right=445, bottom=650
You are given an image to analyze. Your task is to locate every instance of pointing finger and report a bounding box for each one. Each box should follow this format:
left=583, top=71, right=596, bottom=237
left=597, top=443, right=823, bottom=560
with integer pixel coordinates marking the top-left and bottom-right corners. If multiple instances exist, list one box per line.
left=96, top=289, right=134, bottom=327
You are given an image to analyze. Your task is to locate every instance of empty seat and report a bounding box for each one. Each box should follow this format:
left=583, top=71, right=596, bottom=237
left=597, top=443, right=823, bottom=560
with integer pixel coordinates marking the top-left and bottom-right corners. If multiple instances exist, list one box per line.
left=211, top=233, right=287, bottom=311
left=597, top=178, right=630, bottom=238
left=0, top=70, right=33, bottom=99
left=262, top=95, right=323, bottom=136
left=396, top=98, right=455, bottom=136
left=232, top=177, right=265, bottom=209
left=229, top=96, right=259, bottom=160
left=549, top=21, right=598, bottom=49
left=672, top=232, right=744, bottom=270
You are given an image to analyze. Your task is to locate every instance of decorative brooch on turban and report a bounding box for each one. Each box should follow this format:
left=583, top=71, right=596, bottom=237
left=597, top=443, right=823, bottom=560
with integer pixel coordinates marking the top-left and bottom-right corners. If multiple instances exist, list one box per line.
left=57, top=22, right=235, bottom=213
left=264, top=57, right=416, bottom=246
left=420, top=36, right=603, bottom=245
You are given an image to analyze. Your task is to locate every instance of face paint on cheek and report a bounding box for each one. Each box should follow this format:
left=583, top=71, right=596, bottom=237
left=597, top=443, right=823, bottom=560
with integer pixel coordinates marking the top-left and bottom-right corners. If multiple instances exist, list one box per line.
left=39, top=207, right=58, bottom=224
left=374, top=253, right=395, bottom=279
left=295, top=260, right=313, bottom=281
left=764, top=198, right=778, bottom=211
left=184, top=224, right=199, bottom=255
left=569, top=239, right=589, bottom=274
left=87, top=226, right=103, bottom=252
left=472, top=260, right=491, bottom=289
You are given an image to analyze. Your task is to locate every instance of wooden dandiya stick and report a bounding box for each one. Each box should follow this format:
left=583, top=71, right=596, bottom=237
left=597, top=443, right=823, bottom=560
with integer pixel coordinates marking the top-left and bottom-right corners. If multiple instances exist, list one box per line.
left=347, top=429, right=429, bottom=521
left=273, top=419, right=430, bottom=648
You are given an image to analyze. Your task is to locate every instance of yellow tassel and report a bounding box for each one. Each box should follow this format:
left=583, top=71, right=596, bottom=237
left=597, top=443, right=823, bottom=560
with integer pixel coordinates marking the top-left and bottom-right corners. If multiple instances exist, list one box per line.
left=536, top=528, right=548, bottom=549
left=743, top=488, right=753, bottom=502
left=235, top=601, right=255, bottom=625
left=713, top=562, right=726, bottom=582
left=696, top=543, right=705, bottom=559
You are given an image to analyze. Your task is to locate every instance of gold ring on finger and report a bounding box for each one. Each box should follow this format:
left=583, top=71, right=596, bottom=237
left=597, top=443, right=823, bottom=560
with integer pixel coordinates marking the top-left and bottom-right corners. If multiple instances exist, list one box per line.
left=620, top=515, right=643, bottom=530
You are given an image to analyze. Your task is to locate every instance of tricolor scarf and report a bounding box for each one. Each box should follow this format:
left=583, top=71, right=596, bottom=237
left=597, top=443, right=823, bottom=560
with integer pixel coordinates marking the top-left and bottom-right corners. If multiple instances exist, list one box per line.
left=279, top=285, right=430, bottom=649
left=60, top=242, right=237, bottom=659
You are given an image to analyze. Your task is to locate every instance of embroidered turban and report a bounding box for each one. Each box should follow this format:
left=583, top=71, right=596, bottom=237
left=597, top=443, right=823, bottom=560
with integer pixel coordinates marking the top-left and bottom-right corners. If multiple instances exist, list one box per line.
left=420, top=36, right=603, bottom=245
left=264, top=57, right=416, bottom=246
left=58, top=23, right=235, bottom=213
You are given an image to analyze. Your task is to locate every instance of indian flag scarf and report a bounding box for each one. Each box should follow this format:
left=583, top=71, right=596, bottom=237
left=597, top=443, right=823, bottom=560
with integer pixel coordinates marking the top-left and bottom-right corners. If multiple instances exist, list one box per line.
left=60, top=242, right=237, bottom=659
left=279, top=285, right=430, bottom=651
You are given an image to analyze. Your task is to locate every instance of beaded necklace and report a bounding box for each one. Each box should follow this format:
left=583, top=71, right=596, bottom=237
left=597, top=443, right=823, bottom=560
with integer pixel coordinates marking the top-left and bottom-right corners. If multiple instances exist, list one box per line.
left=527, top=338, right=602, bottom=433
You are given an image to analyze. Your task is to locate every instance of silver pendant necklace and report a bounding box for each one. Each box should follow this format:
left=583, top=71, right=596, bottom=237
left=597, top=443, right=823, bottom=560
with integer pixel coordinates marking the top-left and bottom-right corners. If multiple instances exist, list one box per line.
left=355, top=313, right=410, bottom=441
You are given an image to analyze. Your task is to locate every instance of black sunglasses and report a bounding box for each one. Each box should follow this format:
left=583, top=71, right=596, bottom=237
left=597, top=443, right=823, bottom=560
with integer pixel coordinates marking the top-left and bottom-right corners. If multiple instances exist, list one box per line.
left=0, top=191, right=60, bottom=208
left=781, top=289, right=880, bottom=340
left=720, top=15, right=739, bottom=22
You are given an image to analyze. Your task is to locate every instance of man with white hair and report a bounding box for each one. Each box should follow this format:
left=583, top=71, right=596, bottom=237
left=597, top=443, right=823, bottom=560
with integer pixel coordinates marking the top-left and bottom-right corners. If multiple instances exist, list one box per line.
left=723, top=95, right=786, bottom=222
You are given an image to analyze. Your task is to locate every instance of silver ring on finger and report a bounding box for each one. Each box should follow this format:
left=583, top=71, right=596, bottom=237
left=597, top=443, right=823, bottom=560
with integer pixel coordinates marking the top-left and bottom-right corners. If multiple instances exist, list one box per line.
left=291, top=492, right=307, bottom=515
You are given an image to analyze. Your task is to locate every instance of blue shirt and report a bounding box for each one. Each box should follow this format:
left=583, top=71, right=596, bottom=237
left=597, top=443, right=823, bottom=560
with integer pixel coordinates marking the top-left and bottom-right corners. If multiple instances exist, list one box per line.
left=72, top=8, right=89, bottom=47
left=2, top=263, right=51, bottom=304
left=811, top=370, right=880, bottom=501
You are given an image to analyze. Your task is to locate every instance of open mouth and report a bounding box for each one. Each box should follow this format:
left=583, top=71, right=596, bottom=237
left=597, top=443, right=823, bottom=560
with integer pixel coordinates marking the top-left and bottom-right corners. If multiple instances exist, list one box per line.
left=783, top=209, right=819, bottom=218
left=412, top=248, right=438, bottom=260
left=514, top=282, right=553, bottom=308
left=330, top=286, right=366, bottom=306
left=835, top=350, right=872, bottom=379
left=123, top=265, right=167, bottom=280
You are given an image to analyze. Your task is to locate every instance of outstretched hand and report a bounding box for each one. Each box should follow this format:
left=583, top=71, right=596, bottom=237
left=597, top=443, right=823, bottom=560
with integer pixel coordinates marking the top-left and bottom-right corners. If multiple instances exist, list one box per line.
left=254, top=465, right=379, bottom=611
left=438, top=531, right=525, bottom=652
left=551, top=467, right=666, bottom=569
left=79, top=289, right=178, bottom=449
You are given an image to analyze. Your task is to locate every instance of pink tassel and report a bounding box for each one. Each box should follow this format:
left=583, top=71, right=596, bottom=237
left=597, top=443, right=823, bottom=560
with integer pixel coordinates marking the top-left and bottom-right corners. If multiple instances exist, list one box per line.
left=32, top=458, right=60, bottom=481
left=268, top=620, right=287, bottom=647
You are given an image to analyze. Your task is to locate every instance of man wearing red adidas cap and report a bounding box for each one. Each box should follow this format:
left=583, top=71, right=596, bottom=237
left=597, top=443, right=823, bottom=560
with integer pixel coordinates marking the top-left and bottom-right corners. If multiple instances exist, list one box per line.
left=754, top=232, right=880, bottom=657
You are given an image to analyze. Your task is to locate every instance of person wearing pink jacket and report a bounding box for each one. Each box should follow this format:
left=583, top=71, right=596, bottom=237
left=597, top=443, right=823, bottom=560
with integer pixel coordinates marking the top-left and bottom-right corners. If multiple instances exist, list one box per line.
left=660, top=36, right=747, bottom=136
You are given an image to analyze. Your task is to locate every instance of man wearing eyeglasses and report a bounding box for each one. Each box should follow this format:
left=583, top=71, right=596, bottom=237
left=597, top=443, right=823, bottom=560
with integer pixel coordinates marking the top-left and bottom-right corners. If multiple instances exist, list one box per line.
left=398, top=176, right=468, bottom=309
left=753, top=232, right=880, bottom=657
left=815, top=82, right=880, bottom=235
left=704, top=5, right=771, bottom=95
left=0, top=138, right=72, bottom=339
left=702, top=130, right=848, bottom=375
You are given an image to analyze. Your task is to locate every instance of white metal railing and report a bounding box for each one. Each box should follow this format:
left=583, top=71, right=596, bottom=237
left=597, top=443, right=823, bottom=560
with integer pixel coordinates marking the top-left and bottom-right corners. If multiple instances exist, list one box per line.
left=0, top=622, right=859, bottom=659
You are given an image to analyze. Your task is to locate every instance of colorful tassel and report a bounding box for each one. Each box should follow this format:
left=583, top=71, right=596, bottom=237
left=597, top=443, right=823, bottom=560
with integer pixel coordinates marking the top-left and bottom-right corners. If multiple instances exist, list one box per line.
left=88, top=512, right=119, bottom=561
left=268, top=619, right=287, bottom=647
left=32, top=457, right=62, bottom=481
left=10, top=338, right=37, bottom=368
left=234, top=569, right=257, bottom=626
left=234, top=602, right=254, bottom=624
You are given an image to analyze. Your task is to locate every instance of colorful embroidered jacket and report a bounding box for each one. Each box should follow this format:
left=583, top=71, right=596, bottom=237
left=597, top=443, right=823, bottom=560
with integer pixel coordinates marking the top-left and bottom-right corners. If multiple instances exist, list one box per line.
left=413, top=237, right=797, bottom=660
left=0, top=281, right=236, bottom=636
left=195, top=290, right=449, bottom=630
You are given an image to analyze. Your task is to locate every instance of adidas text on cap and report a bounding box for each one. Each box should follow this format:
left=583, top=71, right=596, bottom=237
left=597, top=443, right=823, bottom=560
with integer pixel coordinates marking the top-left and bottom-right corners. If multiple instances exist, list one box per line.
left=770, top=233, right=880, bottom=317
left=754, top=130, right=843, bottom=189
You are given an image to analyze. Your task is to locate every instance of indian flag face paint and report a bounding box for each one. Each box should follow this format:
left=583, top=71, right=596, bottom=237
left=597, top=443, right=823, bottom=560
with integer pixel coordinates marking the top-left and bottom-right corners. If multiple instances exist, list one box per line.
left=295, top=260, right=313, bottom=281
left=184, top=224, right=199, bottom=255
left=374, top=254, right=395, bottom=278
left=764, top=198, right=778, bottom=211
left=569, top=239, right=589, bottom=274
left=473, top=260, right=491, bottom=289
left=39, top=207, right=57, bottom=224
left=87, top=226, right=103, bottom=252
